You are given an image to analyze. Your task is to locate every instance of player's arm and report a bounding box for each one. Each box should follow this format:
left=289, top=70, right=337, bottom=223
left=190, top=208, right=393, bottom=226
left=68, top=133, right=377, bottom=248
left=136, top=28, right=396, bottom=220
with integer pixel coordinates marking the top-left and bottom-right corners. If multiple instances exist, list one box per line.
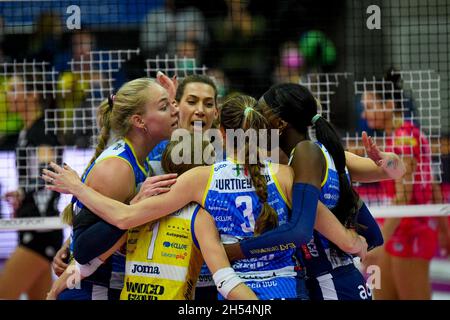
left=52, top=237, right=71, bottom=277
left=47, top=260, right=76, bottom=299
left=314, top=202, right=368, bottom=258
left=74, top=172, right=177, bottom=263
left=44, top=163, right=209, bottom=229
left=345, top=132, right=406, bottom=183
left=46, top=234, right=126, bottom=300
left=194, top=208, right=258, bottom=300
left=226, top=141, right=324, bottom=260
left=70, top=159, right=134, bottom=263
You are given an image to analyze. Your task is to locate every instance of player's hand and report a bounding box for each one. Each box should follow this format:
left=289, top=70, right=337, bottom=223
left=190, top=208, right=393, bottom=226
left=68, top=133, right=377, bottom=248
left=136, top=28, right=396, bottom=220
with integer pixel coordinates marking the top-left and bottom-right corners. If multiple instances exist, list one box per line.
left=157, top=71, right=178, bottom=103
left=362, top=131, right=383, bottom=164
left=131, top=173, right=178, bottom=204
left=52, top=243, right=70, bottom=277
left=42, top=162, right=82, bottom=195
left=361, top=246, right=382, bottom=273
left=355, top=235, right=368, bottom=262
left=362, top=131, right=406, bottom=180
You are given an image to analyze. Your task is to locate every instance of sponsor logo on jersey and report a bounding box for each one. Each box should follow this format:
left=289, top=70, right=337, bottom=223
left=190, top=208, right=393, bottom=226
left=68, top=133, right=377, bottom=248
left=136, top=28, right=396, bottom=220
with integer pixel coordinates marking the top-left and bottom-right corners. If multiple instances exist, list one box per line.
left=161, top=251, right=188, bottom=260
left=165, top=232, right=188, bottom=239
left=215, top=215, right=233, bottom=222
left=214, top=163, right=227, bottom=172
left=130, top=263, right=161, bottom=275
left=113, top=142, right=124, bottom=150
left=124, top=281, right=165, bottom=300
left=163, top=241, right=188, bottom=251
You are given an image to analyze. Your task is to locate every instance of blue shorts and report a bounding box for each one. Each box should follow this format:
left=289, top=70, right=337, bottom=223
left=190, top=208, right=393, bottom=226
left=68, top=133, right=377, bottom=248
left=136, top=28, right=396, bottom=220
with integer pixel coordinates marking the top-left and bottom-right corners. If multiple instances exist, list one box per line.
left=307, top=264, right=372, bottom=300
left=57, top=280, right=121, bottom=300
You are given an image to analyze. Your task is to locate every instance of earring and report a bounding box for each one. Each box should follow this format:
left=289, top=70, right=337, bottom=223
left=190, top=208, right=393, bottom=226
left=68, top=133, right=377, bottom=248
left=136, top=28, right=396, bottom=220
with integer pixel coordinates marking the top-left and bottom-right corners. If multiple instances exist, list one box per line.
left=143, top=126, right=148, bottom=133
left=278, top=121, right=288, bottom=136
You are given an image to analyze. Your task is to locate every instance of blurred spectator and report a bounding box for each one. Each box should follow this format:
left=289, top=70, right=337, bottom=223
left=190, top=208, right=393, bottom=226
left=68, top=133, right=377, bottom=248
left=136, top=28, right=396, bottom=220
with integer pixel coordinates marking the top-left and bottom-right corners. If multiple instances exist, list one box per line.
left=272, top=41, right=305, bottom=84
left=207, top=68, right=229, bottom=100
left=207, top=0, right=269, bottom=96
left=440, top=135, right=450, bottom=202
left=140, top=0, right=209, bottom=57
left=56, top=31, right=109, bottom=147
left=0, top=16, right=23, bottom=150
left=27, top=12, right=63, bottom=64
left=0, top=75, right=63, bottom=300
left=299, top=30, right=337, bottom=73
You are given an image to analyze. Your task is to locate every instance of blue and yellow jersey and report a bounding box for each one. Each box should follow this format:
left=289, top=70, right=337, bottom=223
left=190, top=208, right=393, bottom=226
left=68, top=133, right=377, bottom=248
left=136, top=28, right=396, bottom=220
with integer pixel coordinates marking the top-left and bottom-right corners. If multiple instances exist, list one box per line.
left=293, top=142, right=354, bottom=278
left=121, top=203, right=203, bottom=300
left=71, top=138, right=150, bottom=289
left=147, top=139, right=169, bottom=176
left=203, top=160, right=299, bottom=299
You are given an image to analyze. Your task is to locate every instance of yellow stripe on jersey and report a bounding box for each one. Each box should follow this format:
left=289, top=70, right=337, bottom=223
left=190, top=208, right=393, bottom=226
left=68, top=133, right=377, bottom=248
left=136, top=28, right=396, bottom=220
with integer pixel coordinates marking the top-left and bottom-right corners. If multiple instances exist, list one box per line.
left=124, top=137, right=149, bottom=177
left=201, top=166, right=215, bottom=207
left=268, top=162, right=291, bottom=209
left=318, top=147, right=329, bottom=187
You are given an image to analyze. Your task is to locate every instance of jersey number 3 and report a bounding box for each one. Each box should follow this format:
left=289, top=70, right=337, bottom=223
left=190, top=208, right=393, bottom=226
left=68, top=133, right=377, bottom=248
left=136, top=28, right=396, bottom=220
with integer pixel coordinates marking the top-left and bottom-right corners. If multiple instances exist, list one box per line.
left=236, top=195, right=255, bottom=233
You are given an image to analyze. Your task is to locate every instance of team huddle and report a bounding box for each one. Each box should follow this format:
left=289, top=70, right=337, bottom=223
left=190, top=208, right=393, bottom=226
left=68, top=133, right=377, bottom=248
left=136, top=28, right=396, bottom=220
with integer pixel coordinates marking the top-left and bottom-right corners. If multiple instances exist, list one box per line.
left=42, top=73, right=408, bottom=300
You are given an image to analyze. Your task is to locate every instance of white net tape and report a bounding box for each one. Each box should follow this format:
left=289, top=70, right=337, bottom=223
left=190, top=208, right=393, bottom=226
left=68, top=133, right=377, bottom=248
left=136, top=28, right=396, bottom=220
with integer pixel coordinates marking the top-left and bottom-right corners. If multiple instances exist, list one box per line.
left=0, top=204, right=448, bottom=232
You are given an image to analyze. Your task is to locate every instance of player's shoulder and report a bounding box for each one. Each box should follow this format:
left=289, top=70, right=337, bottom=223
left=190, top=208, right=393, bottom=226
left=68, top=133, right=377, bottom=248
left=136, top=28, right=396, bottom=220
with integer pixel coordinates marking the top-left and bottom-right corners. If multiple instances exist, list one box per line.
left=90, top=157, right=135, bottom=181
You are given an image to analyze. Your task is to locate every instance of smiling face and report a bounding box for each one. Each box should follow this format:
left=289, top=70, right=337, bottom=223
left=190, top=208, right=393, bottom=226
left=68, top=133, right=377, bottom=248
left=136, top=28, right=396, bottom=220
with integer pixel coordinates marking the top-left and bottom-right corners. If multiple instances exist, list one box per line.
left=177, top=82, right=218, bottom=132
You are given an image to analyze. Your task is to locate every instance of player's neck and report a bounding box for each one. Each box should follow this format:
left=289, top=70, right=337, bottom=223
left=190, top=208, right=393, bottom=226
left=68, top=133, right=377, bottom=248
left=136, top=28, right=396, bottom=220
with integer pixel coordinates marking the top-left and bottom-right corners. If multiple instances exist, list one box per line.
left=125, top=131, right=155, bottom=167
left=280, top=127, right=306, bottom=156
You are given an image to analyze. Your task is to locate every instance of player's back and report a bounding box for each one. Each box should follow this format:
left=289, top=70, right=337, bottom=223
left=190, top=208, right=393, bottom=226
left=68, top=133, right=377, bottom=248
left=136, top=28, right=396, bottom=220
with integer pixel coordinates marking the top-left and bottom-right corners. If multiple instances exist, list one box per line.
left=203, top=159, right=302, bottom=299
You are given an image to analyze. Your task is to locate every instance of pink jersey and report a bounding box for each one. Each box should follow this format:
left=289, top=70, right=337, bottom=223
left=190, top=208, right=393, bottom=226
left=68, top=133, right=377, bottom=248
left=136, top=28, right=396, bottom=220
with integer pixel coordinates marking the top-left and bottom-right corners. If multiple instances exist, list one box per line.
left=380, top=121, right=438, bottom=260
left=381, top=120, right=433, bottom=205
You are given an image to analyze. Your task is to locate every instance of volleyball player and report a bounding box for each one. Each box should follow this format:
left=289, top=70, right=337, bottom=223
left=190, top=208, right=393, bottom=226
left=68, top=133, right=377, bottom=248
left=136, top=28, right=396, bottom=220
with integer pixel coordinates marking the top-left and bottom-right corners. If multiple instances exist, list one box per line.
left=361, top=70, right=438, bottom=299
left=54, top=78, right=178, bottom=300
left=0, top=76, right=63, bottom=299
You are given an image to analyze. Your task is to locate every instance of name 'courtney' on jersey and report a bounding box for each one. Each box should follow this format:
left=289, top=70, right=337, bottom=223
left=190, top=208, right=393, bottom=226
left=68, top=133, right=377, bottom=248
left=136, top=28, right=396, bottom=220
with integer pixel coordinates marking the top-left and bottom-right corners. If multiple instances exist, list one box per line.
left=203, top=160, right=298, bottom=293
left=295, top=142, right=354, bottom=278
left=71, top=138, right=150, bottom=289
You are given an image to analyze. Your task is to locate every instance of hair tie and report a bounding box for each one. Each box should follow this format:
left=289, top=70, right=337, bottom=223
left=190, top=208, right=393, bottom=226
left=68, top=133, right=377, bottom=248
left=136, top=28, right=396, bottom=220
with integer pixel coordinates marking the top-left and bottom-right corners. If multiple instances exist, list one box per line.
left=311, top=114, right=321, bottom=125
left=108, top=94, right=115, bottom=110
left=244, top=107, right=253, bottom=117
